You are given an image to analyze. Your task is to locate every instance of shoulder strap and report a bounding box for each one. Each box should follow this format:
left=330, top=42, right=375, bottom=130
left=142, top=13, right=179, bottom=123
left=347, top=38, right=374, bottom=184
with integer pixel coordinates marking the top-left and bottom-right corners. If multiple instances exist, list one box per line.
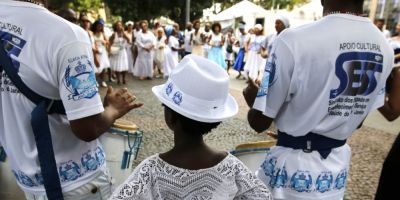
left=0, top=45, right=65, bottom=200
left=0, top=45, right=65, bottom=114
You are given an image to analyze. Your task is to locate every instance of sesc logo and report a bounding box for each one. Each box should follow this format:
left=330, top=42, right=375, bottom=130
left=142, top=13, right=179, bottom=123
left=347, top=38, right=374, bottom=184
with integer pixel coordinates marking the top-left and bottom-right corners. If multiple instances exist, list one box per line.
left=330, top=52, right=383, bottom=99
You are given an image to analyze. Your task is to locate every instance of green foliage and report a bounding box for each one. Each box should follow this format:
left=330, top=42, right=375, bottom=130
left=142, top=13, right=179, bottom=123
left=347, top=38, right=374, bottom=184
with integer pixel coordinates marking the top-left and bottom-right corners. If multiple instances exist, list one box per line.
left=104, top=0, right=213, bottom=28
left=48, top=0, right=103, bottom=12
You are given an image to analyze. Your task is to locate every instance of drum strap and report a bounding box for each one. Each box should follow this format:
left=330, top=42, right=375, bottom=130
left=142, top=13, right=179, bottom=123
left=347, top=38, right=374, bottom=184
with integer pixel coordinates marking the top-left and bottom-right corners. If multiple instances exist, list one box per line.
left=277, top=131, right=347, bottom=159
left=0, top=45, right=65, bottom=200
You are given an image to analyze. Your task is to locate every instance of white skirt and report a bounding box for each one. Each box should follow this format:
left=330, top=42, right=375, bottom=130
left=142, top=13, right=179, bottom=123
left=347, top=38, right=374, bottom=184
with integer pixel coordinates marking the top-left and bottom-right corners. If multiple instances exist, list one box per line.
left=133, top=49, right=154, bottom=77
left=163, top=48, right=178, bottom=78
left=94, top=48, right=110, bottom=73
left=110, top=49, right=129, bottom=72
left=244, top=50, right=266, bottom=80
left=256, top=145, right=351, bottom=200
left=126, top=45, right=134, bottom=73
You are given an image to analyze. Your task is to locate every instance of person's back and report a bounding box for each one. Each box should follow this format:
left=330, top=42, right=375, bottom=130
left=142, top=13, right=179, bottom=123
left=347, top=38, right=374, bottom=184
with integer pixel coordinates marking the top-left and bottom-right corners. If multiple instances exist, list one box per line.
left=246, top=1, right=394, bottom=199
left=263, top=13, right=393, bottom=140
left=0, top=1, right=142, bottom=198
left=111, top=55, right=272, bottom=200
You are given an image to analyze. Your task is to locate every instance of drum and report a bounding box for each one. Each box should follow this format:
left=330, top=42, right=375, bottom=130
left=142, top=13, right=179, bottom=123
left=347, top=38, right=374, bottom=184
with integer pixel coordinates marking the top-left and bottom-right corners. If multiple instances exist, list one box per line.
left=99, top=119, right=143, bottom=186
left=231, top=140, right=276, bottom=172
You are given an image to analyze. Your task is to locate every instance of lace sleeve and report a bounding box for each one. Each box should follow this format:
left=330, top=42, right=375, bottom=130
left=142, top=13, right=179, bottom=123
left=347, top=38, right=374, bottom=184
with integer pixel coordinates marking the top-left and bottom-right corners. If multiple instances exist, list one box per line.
left=233, top=159, right=273, bottom=200
left=110, top=156, right=157, bottom=200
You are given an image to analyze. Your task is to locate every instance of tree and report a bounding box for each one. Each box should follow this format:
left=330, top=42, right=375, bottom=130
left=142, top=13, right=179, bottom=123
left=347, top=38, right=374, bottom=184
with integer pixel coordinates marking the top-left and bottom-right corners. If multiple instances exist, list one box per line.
left=103, top=0, right=213, bottom=28
left=48, top=0, right=103, bottom=12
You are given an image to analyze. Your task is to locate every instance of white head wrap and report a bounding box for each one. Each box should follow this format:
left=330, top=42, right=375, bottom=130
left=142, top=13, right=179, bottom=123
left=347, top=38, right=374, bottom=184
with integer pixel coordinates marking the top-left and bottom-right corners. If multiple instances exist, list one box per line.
left=277, top=16, right=290, bottom=28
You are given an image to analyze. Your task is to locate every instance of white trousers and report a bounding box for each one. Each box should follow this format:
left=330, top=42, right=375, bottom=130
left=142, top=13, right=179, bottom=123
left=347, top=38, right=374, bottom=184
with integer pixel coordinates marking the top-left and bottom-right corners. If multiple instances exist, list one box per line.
left=24, top=171, right=112, bottom=200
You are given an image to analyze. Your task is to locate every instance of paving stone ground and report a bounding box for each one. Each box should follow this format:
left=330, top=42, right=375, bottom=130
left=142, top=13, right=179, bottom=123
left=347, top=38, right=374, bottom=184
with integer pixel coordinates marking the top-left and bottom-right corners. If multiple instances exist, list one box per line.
left=101, top=75, right=396, bottom=200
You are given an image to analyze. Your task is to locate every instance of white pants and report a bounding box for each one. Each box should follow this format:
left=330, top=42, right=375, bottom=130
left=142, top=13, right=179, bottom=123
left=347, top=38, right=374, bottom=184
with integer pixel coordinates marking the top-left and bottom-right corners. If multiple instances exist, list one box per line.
left=24, top=171, right=112, bottom=200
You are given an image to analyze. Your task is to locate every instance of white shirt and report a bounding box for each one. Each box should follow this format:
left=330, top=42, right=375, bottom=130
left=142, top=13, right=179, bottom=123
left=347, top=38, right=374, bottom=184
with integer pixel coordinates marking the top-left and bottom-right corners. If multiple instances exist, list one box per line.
left=136, top=31, right=156, bottom=51
left=254, top=14, right=393, bottom=140
left=236, top=32, right=249, bottom=48
left=253, top=14, right=393, bottom=200
left=0, top=1, right=106, bottom=195
left=111, top=154, right=272, bottom=200
left=184, top=29, right=194, bottom=52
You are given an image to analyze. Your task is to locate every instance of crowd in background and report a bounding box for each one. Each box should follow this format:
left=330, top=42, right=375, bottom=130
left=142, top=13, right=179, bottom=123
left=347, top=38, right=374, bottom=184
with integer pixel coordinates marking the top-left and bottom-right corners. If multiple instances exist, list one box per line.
left=76, top=14, right=298, bottom=88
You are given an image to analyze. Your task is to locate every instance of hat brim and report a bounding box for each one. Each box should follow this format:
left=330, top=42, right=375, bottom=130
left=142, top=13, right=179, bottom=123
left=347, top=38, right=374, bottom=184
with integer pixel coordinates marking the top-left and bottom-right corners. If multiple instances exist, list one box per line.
left=152, top=84, right=239, bottom=123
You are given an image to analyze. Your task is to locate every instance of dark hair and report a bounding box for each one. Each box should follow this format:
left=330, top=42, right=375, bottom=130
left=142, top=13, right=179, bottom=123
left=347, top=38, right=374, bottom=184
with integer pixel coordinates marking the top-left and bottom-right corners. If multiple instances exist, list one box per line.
left=375, top=18, right=385, bottom=23
left=165, top=106, right=221, bottom=135
left=91, top=20, right=104, bottom=33
left=211, top=22, right=222, bottom=33
left=193, top=20, right=201, bottom=27
left=112, top=21, right=122, bottom=32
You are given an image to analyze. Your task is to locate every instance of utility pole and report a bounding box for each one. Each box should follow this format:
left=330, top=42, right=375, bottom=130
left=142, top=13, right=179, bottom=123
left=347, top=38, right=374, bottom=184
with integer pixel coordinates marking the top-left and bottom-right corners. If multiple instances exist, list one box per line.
left=369, top=0, right=378, bottom=21
left=186, top=0, right=191, bottom=25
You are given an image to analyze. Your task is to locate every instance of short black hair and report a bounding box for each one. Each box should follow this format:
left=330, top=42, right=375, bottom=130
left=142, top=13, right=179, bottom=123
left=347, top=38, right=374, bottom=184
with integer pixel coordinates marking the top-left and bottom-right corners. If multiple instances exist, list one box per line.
left=375, top=18, right=385, bottom=23
left=165, top=106, right=221, bottom=135
left=211, top=22, right=222, bottom=33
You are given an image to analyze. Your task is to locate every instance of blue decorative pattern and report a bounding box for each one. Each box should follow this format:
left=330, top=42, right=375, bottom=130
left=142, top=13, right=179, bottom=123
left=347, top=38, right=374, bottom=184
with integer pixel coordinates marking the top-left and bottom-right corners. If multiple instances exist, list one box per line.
left=315, top=171, right=333, bottom=193
left=11, top=147, right=106, bottom=188
left=64, top=59, right=98, bottom=101
left=290, top=170, right=313, bottom=193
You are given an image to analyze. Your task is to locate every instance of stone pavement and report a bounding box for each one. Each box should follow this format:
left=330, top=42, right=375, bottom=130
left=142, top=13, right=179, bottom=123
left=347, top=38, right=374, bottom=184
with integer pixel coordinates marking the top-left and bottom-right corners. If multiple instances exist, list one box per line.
left=100, top=73, right=398, bottom=200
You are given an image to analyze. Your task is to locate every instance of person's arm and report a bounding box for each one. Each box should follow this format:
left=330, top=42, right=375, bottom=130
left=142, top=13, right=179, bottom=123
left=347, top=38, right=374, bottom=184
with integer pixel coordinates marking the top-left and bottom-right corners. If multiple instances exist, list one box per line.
left=379, top=68, right=400, bottom=121
left=220, top=35, right=225, bottom=46
left=244, top=37, right=296, bottom=133
left=57, top=40, right=143, bottom=142
left=70, top=87, right=143, bottom=142
left=395, top=53, right=400, bottom=60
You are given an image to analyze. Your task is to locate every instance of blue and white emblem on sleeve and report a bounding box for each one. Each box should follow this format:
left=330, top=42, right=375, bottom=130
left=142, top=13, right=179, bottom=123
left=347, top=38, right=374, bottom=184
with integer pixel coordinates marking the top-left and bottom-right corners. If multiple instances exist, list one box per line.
left=64, top=58, right=98, bottom=101
left=257, top=53, right=277, bottom=97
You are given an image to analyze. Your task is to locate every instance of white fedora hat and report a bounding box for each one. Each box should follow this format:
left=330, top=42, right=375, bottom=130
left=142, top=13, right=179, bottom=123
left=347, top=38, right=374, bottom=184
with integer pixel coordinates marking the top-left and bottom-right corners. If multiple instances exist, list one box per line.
left=152, top=55, right=238, bottom=123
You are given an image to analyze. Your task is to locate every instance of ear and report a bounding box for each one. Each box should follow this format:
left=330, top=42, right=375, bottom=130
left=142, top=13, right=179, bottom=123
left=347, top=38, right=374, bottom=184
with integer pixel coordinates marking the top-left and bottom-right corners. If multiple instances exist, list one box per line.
left=164, top=106, right=178, bottom=130
left=321, top=0, right=325, bottom=6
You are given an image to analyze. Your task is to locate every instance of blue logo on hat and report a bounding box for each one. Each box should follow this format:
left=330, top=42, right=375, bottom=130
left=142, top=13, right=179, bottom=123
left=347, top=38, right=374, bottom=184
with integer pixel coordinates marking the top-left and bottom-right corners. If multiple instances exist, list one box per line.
left=166, top=83, right=173, bottom=96
left=173, top=91, right=183, bottom=105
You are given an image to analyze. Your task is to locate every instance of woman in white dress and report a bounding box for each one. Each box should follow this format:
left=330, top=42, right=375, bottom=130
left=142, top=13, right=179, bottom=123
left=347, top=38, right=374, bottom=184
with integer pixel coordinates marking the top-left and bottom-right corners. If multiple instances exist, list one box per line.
left=125, top=21, right=134, bottom=75
left=109, top=21, right=130, bottom=84
left=208, top=22, right=227, bottom=69
left=163, top=25, right=184, bottom=78
left=192, top=20, right=204, bottom=56
left=92, top=19, right=111, bottom=87
left=154, top=27, right=166, bottom=77
left=133, top=20, right=156, bottom=80
left=243, top=24, right=266, bottom=81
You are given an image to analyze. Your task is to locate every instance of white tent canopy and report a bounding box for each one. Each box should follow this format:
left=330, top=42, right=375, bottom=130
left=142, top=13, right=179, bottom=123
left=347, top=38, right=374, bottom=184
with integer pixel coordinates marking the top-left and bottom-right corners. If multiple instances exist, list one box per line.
left=212, top=0, right=268, bottom=21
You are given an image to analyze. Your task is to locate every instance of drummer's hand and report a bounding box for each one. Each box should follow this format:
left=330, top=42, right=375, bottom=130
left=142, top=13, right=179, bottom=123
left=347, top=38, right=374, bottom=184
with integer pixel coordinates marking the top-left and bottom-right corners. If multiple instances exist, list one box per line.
left=265, top=130, right=278, bottom=139
left=243, top=78, right=259, bottom=107
left=104, top=86, right=143, bottom=119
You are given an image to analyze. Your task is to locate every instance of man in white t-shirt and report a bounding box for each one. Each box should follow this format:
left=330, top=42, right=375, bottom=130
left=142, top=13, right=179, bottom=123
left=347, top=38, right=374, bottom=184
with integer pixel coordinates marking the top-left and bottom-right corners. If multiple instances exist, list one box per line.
left=0, top=1, right=143, bottom=199
left=243, top=0, right=394, bottom=199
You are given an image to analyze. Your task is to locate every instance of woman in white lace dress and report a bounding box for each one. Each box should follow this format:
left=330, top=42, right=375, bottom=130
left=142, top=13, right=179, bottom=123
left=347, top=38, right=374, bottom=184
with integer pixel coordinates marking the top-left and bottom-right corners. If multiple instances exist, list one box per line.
left=92, top=19, right=111, bottom=87
left=133, top=20, right=156, bottom=80
left=243, top=24, right=266, bottom=81
left=111, top=55, right=272, bottom=200
left=109, top=21, right=130, bottom=84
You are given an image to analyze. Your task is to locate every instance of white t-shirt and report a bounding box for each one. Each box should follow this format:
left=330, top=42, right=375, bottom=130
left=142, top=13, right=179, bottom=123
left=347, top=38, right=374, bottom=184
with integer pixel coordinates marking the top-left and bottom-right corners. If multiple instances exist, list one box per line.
left=0, top=1, right=106, bottom=195
left=254, top=14, right=393, bottom=140
left=253, top=14, right=393, bottom=200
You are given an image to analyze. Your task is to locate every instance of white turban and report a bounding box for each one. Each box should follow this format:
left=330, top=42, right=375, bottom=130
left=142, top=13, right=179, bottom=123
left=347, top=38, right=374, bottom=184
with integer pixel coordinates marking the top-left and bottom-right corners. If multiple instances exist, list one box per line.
left=254, top=24, right=263, bottom=30
left=239, top=23, right=246, bottom=29
left=277, top=15, right=290, bottom=28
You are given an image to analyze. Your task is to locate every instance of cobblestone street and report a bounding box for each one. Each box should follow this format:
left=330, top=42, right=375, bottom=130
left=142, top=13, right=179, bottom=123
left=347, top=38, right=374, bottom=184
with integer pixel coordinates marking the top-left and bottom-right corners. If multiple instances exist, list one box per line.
left=101, top=74, right=398, bottom=200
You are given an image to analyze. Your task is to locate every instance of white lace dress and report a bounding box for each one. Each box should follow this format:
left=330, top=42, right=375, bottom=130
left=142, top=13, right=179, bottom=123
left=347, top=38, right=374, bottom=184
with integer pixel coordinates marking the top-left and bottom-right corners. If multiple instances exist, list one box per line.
left=111, top=153, right=272, bottom=200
